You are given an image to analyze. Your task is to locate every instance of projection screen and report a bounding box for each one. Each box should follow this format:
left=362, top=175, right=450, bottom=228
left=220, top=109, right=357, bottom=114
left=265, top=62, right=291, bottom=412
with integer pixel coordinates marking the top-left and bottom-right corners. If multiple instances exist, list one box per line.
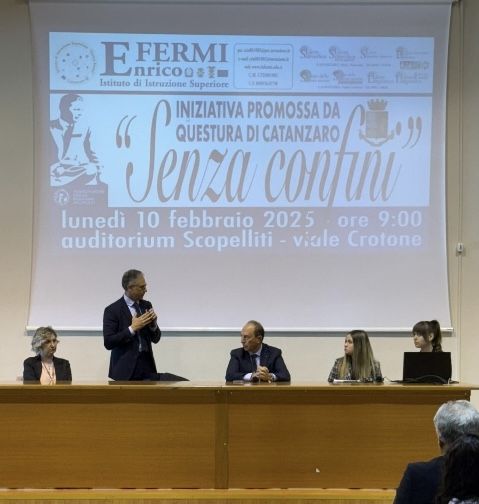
left=28, top=0, right=452, bottom=331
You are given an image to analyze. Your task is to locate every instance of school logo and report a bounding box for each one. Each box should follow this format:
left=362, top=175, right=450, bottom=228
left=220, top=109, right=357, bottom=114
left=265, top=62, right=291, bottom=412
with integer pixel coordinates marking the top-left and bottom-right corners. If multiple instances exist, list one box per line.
left=55, top=42, right=96, bottom=83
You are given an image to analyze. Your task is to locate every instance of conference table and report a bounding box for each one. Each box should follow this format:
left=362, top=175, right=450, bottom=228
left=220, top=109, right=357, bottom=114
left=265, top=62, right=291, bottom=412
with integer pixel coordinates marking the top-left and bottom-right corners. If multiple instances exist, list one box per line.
left=0, top=382, right=474, bottom=489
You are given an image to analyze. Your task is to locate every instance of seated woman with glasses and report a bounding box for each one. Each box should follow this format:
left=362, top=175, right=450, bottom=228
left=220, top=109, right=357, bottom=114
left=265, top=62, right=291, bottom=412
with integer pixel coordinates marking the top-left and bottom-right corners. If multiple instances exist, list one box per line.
left=23, top=326, right=72, bottom=383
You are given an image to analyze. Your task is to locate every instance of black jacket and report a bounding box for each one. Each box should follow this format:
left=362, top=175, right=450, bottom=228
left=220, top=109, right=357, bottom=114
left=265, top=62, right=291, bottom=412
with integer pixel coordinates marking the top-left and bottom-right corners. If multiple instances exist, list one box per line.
left=225, top=343, right=291, bottom=382
left=23, top=355, right=72, bottom=381
left=103, top=297, right=161, bottom=380
left=394, top=456, right=444, bottom=504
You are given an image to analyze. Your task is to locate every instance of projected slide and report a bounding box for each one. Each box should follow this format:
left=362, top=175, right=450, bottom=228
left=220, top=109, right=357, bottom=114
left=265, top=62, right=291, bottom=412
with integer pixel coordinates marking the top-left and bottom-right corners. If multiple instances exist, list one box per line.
left=50, top=34, right=432, bottom=247
left=28, top=0, right=451, bottom=330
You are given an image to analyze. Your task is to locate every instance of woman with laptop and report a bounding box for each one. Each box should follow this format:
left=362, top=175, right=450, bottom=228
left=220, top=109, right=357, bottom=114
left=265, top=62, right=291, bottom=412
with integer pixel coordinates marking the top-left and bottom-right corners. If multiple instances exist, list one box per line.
left=327, top=329, right=382, bottom=382
left=412, top=320, right=443, bottom=352
left=402, top=320, right=452, bottom=383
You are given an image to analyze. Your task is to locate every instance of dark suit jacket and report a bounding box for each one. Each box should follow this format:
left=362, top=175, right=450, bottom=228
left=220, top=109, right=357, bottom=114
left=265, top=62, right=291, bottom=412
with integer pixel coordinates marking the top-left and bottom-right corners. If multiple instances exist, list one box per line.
left=23, top=355, right=72, bottom=382
left=103, top=297, right=161, bottom=381
left=225, top=343, right=291, bottom=382
left=394, top=456, right=443, bottom=504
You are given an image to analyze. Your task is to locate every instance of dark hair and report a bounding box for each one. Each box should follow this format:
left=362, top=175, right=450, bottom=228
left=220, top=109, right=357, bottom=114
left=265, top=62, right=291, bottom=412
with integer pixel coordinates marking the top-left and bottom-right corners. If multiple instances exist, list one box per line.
left=413, top=320, right=442, bottom=352
left=245, top=320, right=265, bottom=341
left=436, top=434, right=479, bottom=503
left=121, top=269, right=143, bottom=290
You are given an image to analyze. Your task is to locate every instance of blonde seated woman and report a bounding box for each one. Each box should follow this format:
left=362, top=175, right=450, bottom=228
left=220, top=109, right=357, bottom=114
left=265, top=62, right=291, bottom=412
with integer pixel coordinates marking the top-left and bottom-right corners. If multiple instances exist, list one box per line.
left=327, top=329, right=382, bottom=382
left=23, top=326, right=72, bottom=383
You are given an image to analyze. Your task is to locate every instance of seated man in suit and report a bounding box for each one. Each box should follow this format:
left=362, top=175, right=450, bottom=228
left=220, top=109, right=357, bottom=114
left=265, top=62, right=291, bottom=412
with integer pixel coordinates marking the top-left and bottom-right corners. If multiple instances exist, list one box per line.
left=225, top=320, right=291, bottom=382
left=394, top=400, right=479, bottom=504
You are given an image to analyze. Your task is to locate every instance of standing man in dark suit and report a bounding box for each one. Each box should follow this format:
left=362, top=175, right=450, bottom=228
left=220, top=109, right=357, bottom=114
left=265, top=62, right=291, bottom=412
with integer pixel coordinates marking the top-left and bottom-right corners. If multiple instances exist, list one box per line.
left=103, top=269, right=161, bottom=380
left=225, top=320, right=291, bottom=382
left=394, top=400, right=479, bottom=504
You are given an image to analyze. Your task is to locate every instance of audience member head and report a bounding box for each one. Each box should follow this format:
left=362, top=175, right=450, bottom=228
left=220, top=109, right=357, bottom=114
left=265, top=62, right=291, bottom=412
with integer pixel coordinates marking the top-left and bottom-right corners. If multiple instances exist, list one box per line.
left=433, top=400, right=479, bottom=452
left=412, top=320, right=442, bottom=352
left=122, top=269, right=147, bottom=302
left=31, top=326, right=59, bottom=360
left=340, top=329, right=378, bottom=381
left=437, top=434, right=479, bottom=504
left=241, top=320, right=264, bottom=354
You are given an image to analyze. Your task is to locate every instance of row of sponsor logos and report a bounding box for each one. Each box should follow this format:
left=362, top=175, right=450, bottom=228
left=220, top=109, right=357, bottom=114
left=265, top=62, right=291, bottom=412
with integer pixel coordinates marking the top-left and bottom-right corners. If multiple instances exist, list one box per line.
left=65, top=65, right=430, bottom=88
left=53, top=40, right=432, bottom=87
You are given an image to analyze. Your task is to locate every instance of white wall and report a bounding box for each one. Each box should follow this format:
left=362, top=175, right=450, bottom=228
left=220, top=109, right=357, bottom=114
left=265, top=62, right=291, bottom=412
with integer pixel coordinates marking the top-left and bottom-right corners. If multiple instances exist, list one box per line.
left=455, top=0, right=479, bottom=403
left=0, top=1, right=477, bottom=401
left=0, top=0, right=35, bottom=380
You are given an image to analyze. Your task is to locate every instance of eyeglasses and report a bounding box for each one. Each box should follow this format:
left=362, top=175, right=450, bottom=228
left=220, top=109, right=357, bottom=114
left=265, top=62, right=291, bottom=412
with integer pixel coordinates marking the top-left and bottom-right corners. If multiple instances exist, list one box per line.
left=128, top=283, right=146, bottom=290
left=42, top=339, right=59, bottom=345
